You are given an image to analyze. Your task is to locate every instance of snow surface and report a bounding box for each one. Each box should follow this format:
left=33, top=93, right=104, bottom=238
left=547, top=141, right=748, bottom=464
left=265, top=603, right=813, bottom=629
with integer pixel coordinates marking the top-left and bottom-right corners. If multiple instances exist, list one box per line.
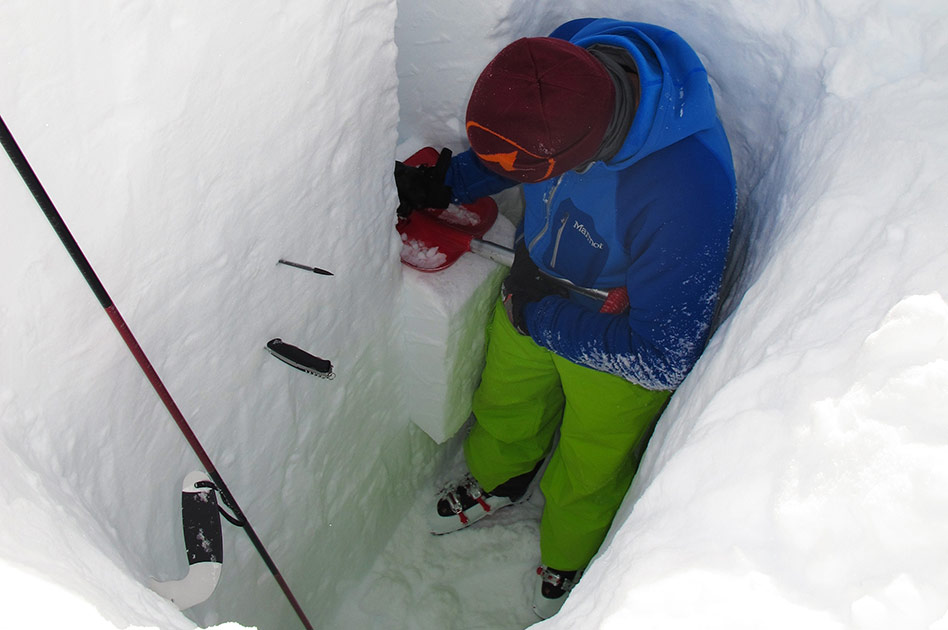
left=2, top=0, right=948, bottom=629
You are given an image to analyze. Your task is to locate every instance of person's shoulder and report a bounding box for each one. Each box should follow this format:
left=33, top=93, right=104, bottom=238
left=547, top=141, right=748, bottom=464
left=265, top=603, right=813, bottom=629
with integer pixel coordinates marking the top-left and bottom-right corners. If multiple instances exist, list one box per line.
left=630, top=130, right=734, bottom=187
left=614, top=134, right=735, bottom=232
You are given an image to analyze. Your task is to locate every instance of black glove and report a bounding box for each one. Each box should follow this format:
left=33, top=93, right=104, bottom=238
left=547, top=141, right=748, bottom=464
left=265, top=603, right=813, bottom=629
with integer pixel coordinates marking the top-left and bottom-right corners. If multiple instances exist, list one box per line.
left=394, top=148, right=453, bottom=218
left=502, top=243, right=568, bottom=336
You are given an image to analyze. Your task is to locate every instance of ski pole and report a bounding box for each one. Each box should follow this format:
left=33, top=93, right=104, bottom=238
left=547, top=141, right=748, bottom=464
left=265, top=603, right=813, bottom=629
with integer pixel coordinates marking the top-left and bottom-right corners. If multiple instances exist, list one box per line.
left=0, top=114, right=314, bottom=630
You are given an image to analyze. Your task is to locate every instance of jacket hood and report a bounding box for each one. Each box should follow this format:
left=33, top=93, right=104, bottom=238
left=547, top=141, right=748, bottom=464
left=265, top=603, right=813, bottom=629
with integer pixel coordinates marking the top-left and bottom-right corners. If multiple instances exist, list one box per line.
left=558, top=19, right=719, bottom=169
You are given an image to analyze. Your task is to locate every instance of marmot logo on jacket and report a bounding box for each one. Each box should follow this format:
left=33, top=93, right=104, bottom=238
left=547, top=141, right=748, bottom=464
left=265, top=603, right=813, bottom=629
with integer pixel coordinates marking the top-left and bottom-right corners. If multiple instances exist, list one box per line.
left=573, top=220, right=604, bottom=249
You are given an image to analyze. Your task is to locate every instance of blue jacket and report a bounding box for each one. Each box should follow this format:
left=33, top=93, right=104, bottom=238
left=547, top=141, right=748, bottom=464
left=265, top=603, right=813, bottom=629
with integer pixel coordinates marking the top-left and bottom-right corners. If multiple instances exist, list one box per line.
left=446, top=18, right=737, bottom=390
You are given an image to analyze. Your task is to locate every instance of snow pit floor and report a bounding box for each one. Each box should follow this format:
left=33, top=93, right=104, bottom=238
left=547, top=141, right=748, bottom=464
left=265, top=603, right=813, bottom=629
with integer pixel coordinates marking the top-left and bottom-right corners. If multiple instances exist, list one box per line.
left=328, top=444, right=546, bottom=630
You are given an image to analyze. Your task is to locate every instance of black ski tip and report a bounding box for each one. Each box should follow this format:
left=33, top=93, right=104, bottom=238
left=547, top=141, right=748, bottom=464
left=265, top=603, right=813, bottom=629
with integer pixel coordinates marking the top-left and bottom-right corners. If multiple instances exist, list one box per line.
left=182, top=472, right=223, bottom=565
left=266, top=338, right=335, bottom=379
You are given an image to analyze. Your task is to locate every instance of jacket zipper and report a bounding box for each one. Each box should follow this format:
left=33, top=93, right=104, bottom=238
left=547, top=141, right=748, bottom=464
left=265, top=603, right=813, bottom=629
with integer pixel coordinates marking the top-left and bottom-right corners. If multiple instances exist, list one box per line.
left=549, top=211, right=570, bottom=269
left=528, top=175, right=564, bottom=253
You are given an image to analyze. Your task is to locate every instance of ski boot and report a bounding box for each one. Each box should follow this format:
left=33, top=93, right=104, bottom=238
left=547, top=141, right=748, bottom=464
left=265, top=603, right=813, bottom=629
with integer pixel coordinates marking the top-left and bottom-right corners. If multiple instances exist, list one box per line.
left=533, top=565, right=582, bottom=619
left=429, top=464, right=540, bottom=535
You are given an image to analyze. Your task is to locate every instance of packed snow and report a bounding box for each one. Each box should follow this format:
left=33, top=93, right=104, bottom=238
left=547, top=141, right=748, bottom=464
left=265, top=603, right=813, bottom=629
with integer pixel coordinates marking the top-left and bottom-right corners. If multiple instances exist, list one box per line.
left=2, top=1, right=948, bottom=630
left=400, top=234, right=448, bottom=270
left=437, top=204, right=482, bottom=228
left=398, top=214, right=515, bottom=445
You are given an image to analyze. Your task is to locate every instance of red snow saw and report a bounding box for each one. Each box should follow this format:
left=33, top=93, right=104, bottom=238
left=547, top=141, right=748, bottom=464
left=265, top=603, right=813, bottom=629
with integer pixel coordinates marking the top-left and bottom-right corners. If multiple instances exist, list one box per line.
left=396, top=147, right=629, bottom=313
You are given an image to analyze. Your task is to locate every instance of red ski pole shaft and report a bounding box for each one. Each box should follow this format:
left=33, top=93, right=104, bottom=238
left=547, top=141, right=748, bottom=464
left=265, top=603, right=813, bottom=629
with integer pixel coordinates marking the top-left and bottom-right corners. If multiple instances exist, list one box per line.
left=0, top=114, right=314, bottom=630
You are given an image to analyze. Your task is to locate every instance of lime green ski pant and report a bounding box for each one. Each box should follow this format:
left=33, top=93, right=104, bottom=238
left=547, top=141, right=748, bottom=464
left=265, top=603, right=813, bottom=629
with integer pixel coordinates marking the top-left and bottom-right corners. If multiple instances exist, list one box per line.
left=465, top=300, right=671, bottom=571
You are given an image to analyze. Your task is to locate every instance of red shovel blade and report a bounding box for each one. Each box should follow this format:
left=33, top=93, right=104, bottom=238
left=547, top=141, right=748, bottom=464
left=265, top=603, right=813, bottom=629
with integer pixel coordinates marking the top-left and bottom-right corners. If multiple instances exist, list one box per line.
left=398, top=211, right=476, bottom=272
left=401, top=147, right=498, bottom=237
left=397, top=146, right=498, bottom=272
left=402, top=146, right=441, bottom=168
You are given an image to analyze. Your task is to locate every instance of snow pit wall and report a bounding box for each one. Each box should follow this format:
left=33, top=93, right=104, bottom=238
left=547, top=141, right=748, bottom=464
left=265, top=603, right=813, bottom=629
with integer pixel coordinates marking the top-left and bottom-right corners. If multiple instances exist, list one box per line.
left=0, top=2, right=446, bottom=629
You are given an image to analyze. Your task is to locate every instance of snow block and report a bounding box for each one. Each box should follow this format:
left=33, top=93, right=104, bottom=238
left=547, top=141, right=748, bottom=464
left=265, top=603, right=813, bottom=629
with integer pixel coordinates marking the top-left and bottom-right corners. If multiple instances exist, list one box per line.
left=399, top=214, right=515, bottom=443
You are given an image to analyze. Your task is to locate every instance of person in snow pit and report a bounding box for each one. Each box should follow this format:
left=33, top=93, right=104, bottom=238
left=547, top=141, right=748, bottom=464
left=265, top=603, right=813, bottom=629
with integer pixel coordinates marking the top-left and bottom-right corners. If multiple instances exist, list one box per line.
left=395, top=18, right=736, bottom=619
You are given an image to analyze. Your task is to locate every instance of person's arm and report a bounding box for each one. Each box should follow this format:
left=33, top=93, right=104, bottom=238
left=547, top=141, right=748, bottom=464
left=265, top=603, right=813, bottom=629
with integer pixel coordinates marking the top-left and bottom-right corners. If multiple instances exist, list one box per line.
left=444, top=149, right=519, bottom=204
left=521, top=231, right=717, bottom=391
left=522, top=247, right=715, bottom=391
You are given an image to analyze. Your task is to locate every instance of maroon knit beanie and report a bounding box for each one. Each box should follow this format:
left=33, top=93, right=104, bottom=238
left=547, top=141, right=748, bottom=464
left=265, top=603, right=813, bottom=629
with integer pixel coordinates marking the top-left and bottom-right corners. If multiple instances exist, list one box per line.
left=465, top=37, right=614, bottom=182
